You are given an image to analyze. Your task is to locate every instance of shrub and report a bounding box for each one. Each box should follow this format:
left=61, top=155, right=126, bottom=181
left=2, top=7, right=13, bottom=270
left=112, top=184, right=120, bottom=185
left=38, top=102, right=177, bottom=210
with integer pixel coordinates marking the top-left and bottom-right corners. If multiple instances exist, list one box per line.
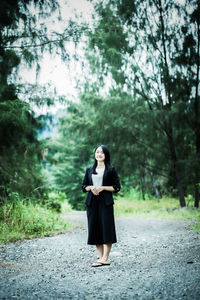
left=0, top=198, right=69, bottom=243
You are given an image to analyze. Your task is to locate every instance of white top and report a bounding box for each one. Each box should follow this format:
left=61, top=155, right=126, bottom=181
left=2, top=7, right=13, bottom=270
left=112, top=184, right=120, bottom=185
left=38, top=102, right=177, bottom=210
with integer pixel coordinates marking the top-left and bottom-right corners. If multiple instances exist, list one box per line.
left=92, top=167, right=105, bottom=188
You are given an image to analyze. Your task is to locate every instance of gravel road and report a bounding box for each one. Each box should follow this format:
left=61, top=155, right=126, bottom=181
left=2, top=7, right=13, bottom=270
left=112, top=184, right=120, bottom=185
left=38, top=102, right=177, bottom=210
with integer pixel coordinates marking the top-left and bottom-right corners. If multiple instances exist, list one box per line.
left=0, top=211, right=199, bottom=300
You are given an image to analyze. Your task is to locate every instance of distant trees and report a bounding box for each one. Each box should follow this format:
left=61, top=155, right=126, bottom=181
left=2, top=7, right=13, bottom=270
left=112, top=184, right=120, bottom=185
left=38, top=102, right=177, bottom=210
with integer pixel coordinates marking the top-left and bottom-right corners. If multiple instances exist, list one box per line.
left=50, top=0, right=199, bottom=208
left=2, top=1, right=199, bottom=209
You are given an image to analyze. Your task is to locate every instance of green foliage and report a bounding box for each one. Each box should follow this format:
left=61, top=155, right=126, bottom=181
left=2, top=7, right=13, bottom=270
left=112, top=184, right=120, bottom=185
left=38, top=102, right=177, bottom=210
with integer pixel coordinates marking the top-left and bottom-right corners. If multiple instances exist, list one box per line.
left=48, top=91, right=169, bottom=209
left=47, top=134, right=90, bottom=210
left=2, top=0, right=197, bottom=211
left=0, top=100, right=47, bottom=203
left=88, top=2, right=131, bottom=83
left=84, top=0, right=200, bottom=207
left=0, top=199, right=69, bottom=243
left=47, top=0, right=200, bottom=209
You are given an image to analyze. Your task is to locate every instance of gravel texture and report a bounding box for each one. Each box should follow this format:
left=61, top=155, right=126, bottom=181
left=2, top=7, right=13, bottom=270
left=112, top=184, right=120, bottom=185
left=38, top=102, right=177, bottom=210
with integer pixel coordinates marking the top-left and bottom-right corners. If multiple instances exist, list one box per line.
left=0, top=211, right=200, bottom=300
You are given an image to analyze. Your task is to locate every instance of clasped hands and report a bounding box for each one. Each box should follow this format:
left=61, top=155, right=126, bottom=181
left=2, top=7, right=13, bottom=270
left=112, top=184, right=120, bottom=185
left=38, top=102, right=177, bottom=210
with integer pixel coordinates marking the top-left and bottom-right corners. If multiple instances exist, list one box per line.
left=90, top=186, right=104, bottom=196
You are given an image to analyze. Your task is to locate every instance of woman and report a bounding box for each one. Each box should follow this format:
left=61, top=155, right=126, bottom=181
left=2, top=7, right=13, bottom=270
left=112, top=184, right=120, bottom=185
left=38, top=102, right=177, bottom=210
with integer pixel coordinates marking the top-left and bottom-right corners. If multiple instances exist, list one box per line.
left=82, top=145, right=120, bottom=267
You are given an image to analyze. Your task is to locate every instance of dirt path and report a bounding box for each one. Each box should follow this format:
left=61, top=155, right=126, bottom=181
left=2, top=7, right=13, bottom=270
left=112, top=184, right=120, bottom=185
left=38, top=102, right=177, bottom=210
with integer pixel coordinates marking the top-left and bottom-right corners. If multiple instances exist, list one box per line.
left=0, top=212, right=199, bottom=299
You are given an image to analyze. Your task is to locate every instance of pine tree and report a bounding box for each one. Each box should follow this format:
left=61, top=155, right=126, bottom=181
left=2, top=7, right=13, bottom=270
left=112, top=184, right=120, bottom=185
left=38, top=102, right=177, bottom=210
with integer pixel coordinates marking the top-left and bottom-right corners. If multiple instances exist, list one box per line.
left=85, top=0, right=199, bottom=207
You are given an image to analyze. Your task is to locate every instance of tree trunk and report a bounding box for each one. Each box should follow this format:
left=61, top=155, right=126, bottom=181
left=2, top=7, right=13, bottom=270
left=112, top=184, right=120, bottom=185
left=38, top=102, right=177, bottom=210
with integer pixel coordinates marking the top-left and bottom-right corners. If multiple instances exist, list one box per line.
left=140, top=168, right=146, bottom=200
left=166, top=124, right=186, bottom=207
left=194, top=169, right=199, bottom=208
left=150, top=172, right=160, bottom=199
left=141, top=182, right=145, bottom=200
left=194, top=21, right=200, bottom=208
left=158, top=0, right=186, bottom=207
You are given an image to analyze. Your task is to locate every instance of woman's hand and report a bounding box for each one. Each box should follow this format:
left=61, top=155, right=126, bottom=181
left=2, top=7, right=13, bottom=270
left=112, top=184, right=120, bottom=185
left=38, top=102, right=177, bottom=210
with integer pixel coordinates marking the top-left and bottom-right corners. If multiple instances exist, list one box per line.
left=87, top=186, right=104, bottom=195
left=85, top=185, right=92, bottom=192
left=91, top=186, right=104, bottom=195
left=85, top=185, right=98, bottom=195
left=95, top=187, right=104, bottom=194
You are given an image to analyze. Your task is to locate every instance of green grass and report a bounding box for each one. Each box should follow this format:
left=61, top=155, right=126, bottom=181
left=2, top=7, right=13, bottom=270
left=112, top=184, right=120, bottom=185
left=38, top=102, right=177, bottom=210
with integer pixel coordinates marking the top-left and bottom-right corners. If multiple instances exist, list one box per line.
left=114, top=193, right=200, bottom=231
left=1, top=192, right=199, bottom=244
left=0, top=200, right=73, bottom=243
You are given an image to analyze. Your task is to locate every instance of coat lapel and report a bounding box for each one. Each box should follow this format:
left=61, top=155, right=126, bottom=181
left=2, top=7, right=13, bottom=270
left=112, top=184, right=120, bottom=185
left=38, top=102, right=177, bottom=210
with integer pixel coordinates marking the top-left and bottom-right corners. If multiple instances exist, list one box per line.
left=102, top=168, right=107, bottom=185
left=88, top=167, right=93, bottom=185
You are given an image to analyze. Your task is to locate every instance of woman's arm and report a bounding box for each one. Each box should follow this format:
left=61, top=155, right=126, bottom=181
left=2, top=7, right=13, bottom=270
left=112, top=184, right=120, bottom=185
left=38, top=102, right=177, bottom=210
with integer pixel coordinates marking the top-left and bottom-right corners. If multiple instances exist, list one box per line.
left=82, top=168, right=90, bottom=193
left=111, top=166, right=121, bottom=193
left=99, top=186, right=115, bottom=192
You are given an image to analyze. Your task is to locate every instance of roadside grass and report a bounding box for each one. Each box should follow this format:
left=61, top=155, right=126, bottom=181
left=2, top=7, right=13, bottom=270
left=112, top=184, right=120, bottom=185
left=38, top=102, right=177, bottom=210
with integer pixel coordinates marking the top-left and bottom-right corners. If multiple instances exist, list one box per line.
left=1, top=191, right=199, bottom=244
left=114, top=193, right=200, bottom=231
left=0, top=199, right=73, bottom=244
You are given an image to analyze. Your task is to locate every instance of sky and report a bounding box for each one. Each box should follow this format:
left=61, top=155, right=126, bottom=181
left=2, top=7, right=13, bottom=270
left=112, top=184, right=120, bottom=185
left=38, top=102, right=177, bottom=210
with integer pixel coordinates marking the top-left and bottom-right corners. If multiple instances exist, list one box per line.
left=18, top=0, right=94, bottom=115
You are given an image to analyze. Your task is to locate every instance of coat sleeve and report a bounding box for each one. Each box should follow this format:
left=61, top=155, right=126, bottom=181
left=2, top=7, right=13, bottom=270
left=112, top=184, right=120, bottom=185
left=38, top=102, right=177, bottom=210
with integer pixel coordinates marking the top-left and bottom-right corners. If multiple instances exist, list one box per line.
left=82, top=167, right=90, bottom=193
left=111, top=167, right=121, bottom=193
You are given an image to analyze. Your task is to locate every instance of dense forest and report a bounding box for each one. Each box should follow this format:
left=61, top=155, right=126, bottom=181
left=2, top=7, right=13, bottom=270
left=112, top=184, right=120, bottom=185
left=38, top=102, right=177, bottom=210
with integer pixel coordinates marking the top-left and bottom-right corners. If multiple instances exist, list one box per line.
left=0, top=0, right=199, bottom=211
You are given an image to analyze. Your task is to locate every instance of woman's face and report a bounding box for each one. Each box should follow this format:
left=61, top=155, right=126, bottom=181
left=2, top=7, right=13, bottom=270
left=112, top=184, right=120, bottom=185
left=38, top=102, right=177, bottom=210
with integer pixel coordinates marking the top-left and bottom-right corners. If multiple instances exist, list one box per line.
left=95, top=147, right=105, bottom=163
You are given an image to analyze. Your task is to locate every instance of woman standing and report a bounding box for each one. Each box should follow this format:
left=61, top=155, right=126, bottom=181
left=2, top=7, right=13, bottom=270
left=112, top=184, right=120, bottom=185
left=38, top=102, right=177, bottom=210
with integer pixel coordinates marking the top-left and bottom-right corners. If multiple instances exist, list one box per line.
left=82, top=145, right=120, bottom=267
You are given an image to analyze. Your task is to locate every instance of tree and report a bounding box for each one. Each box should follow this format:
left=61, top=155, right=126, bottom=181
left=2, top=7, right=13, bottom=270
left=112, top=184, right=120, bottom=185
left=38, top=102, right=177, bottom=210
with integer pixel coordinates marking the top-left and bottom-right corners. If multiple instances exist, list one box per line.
left=178, top=0, right=200, bottom=208
left=85, top=0, right=200, bottom=207
left=0, top=0, right=85, bottom=204
left=49, top=91, right=170, bottom=208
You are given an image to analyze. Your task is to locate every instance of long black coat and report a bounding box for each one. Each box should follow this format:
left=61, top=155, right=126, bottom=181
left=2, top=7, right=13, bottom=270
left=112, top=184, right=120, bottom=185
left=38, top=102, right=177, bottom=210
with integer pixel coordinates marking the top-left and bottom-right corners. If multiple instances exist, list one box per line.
left=82, top=165, right=120, bottom=206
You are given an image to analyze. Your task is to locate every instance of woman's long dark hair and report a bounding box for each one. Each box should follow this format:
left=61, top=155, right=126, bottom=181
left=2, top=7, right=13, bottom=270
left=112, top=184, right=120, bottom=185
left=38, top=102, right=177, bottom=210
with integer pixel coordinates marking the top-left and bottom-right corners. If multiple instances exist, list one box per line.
left=92, top=145, right=111, bottom=174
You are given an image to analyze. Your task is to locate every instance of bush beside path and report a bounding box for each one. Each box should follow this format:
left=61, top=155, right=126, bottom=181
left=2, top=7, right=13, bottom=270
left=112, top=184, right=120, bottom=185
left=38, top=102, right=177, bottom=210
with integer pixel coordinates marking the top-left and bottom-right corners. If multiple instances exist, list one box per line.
left=0, top=212, right=199, bottom=299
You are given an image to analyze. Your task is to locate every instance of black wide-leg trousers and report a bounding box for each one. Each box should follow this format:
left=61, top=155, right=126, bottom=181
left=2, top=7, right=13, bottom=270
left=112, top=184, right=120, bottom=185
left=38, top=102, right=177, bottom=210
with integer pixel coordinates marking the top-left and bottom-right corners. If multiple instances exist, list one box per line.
left=86, top=194, right=117, bottom=245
